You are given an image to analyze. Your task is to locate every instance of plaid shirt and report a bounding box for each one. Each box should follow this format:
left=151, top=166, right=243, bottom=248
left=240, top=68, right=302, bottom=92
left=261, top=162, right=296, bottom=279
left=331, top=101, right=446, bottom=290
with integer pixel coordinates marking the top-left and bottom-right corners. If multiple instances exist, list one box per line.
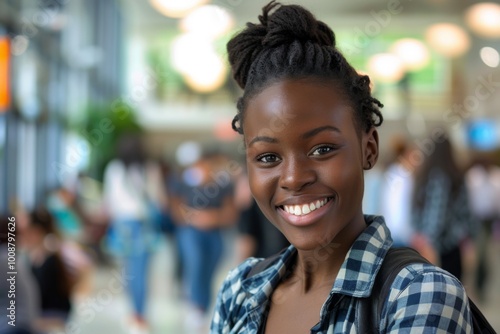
left=210, top=215, right=472, bottom=333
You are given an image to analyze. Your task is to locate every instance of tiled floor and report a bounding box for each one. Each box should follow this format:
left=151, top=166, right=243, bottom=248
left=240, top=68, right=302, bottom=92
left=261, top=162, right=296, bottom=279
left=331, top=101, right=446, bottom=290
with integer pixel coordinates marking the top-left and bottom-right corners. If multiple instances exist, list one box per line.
left=69, top=232, right=500, bottom=334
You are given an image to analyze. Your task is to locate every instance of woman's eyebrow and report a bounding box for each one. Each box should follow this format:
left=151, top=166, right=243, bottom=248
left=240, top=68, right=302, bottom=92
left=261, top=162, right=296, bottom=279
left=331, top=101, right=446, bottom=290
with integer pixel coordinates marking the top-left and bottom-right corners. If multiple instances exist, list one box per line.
left=302, top=125, right=341, bottom=139
left=248, top=136, right=278, bottom=147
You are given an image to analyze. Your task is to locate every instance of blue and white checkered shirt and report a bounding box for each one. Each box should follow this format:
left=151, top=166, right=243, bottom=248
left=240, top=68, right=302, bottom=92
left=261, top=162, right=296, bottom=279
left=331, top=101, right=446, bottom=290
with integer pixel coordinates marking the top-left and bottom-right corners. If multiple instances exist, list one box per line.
left=210, top=215, right=472, bottom=333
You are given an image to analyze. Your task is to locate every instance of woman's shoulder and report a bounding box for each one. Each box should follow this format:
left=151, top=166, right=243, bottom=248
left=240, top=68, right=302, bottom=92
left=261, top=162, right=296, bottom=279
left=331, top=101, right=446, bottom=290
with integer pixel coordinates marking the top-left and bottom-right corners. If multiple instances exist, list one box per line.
left=383, top=263, right=472, bottom=331
left=390, top=262, right=465, bottom=294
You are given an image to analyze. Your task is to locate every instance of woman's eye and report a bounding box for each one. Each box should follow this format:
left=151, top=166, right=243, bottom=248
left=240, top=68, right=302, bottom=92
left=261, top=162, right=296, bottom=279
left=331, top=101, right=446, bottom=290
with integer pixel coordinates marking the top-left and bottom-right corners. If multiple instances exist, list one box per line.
left=311, top=145, right=334, bottom=156
left=257, top=154, right=280, bottom=164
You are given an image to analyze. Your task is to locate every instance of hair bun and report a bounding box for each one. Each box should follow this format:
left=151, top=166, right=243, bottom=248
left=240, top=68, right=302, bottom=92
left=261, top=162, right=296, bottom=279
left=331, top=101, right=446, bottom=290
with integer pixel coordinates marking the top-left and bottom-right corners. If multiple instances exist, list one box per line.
left=262, top=2, right=335, bottom=48
left=226, top=1, right=335, bottom=89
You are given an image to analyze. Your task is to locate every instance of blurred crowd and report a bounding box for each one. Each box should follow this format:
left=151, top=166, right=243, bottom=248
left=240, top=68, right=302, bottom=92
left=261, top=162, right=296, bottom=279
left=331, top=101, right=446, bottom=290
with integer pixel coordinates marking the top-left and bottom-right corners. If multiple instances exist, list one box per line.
left=370, top=132, right=500, bottom=302
left=1, top=130, right=499, bottom=334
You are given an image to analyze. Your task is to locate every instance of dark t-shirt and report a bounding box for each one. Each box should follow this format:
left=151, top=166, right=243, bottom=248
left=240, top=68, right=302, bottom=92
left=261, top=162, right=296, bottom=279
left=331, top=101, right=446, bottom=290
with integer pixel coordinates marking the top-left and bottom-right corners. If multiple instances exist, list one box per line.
left=31, top=253, right=71, bottom=314
left=238, top=200, right=290, bottom=258
left=172, top=176, right=234, bottom=210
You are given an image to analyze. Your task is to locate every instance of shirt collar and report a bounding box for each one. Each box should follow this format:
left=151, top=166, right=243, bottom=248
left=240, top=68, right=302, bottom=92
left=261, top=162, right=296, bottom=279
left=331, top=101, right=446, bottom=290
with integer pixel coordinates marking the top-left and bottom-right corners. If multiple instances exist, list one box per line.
left=332, top=215, right=393, bottom=297
left=241, top=215, right=392, bottom=303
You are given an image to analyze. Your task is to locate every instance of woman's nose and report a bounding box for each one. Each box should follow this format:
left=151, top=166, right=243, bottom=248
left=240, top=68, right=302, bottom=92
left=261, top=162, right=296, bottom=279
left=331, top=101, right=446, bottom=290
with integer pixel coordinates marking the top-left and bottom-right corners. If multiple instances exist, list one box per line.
left=279, top=157, right=316, bottom=192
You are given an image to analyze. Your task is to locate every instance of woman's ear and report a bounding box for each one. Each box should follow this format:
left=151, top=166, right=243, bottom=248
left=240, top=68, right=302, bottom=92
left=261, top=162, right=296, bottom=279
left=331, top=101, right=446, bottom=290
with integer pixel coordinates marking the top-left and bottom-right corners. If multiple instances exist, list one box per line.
left=363, top=127, right=379, bottom=170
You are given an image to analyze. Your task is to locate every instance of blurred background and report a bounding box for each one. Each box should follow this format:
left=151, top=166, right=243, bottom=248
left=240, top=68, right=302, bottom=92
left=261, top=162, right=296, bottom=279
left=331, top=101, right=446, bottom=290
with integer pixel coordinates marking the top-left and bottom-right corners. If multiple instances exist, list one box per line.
left=0, top=0, right=500, bottom=333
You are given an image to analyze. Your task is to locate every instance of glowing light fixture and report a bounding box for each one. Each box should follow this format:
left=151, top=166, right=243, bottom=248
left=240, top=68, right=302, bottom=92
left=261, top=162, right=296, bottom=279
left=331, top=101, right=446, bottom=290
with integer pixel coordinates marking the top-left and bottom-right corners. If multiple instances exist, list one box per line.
left=183, top=53, right=227, bottom=93
left=480, top=47, right=500, bottom=68
left=367, top=53, right=405, bottom=83
left=149, top=0, right=208, bottom=18
left=180, top=5, right=234, bottom=38
left=390, top=38, right=430, bottom=71
left=425, top=23, right=470, bottom=58
left=171, top=33, right=227, bottom=93
left=465, top=2, right=500, bottom=38
left=171, top=33, right=211, bottom=74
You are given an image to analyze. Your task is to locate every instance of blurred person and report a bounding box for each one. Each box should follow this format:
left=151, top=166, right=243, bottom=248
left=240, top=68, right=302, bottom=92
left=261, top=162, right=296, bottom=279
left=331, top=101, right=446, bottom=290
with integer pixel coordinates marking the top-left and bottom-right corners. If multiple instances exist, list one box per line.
left=412, top=135, right=476, bottom=281
left=21, top=208, right=72, bottom=332
left=380, top=137, right=438, bottom=263
left=361, top=163, right=383, bottom=216
left=46, top=186, right=95, bottom=298
left=380, top=136, right=417, bottom=247
left=46, top=187, right=82, bottom=240
left=237, top=198, right=290, bottom=261
left=1, top=214, right=39, bottom=334
left=158, top=161, right=176, bottom=236
left=170, top=152, right=238, bottom=331
left=465, top=155, right=500, bottom=301
left=103, top=133, right=165, bottom=334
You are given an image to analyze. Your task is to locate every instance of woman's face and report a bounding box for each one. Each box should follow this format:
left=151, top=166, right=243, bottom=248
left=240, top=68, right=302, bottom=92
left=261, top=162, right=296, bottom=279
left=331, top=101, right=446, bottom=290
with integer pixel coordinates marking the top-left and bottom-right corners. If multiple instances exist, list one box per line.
left=243, top=79, right=378, bottom=251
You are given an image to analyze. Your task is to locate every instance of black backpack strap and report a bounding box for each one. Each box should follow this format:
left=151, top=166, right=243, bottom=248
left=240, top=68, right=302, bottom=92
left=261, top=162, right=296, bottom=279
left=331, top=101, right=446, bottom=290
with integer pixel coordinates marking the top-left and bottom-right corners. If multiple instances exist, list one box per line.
left=245, top=251, right=284, bottom=278
left=468, top=298, right=497, bottom=333
left=358, top=247, right=429, bottom=333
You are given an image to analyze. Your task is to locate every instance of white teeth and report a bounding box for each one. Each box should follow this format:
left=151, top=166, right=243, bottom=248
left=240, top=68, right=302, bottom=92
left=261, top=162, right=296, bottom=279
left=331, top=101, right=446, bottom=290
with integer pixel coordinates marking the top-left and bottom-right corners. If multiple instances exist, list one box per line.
left=283, top=198, right=330, bottom=216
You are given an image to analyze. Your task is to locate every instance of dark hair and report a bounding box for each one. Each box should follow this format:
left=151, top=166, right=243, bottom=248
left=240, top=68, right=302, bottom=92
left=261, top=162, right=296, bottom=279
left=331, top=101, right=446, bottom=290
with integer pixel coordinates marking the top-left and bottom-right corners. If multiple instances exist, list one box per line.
left=227, top=1, right=383, bottom=134
left=413, top=136, right=463, bottom=209
left=30, top=207, right=59, bottom=237
left=116, top=133, right=145, bottom=167
left=29, top=207, right=73, bottom=295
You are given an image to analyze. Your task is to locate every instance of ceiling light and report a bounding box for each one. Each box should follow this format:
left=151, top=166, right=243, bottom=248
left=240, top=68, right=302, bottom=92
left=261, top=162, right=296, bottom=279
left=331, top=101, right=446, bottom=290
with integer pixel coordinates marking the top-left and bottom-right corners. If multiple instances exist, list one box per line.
left=149, top=0, right=208, bottom=18
left=465, top=2, right=500, bottom=38
left=171, top=33, right=212, bottom=74
left=390, top=38, right=430, bottom=71
left=425, top=23, right=470, bottom=58
left=183, top=52, right=227, bottom=93
left=180, top=5, right=234, bottom=38
left=171, top=33, right=228, bottom=93
left=480, top=47, right=500, bottom=68
left=367, top=53, right=405, bottom=83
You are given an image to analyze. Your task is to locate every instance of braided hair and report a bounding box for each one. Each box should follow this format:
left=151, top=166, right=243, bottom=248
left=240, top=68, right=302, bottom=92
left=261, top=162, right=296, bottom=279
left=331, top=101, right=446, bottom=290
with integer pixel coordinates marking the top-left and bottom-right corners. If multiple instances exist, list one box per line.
left=227, top=1, right=383, bottom=134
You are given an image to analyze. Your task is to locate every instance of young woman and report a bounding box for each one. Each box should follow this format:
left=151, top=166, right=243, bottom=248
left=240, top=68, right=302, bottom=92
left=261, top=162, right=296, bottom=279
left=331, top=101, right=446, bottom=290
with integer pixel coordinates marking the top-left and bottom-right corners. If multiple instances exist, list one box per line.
left=210, top=2, right=472, bottom=333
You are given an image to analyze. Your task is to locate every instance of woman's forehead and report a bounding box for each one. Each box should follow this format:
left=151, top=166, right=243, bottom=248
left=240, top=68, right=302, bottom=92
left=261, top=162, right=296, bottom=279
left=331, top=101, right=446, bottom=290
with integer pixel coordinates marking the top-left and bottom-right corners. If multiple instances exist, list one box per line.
left=244, top=80, right=354, bottom=127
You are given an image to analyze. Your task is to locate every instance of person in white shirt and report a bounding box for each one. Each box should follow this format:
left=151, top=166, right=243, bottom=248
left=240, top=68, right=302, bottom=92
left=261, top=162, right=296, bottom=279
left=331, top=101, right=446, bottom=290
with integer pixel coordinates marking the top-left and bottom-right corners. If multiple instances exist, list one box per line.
left=465, top=156, right=500, bottom=301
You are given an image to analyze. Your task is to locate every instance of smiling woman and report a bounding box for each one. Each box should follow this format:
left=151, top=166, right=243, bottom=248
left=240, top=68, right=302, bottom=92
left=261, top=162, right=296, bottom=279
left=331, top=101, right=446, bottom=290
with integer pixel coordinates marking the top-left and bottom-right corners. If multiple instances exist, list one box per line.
left=210, top=1, right=474, bottom=334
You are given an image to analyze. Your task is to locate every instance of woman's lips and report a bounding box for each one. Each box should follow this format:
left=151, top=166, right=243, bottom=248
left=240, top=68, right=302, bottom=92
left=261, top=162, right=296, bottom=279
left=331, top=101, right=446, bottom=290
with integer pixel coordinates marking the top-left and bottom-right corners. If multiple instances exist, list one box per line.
left=277, top=197, right=334, bottom=226
left=281, top=197, right=332, bottom=216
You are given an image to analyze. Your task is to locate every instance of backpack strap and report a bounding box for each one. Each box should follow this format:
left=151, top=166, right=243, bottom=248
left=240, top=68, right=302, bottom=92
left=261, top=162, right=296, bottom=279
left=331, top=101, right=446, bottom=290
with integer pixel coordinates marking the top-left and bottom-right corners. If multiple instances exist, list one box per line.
left=358, top=247, right=497, bottom=334
left=358, top=247, right=429, bottom=333
left=245, top=249, right=286, bottom=278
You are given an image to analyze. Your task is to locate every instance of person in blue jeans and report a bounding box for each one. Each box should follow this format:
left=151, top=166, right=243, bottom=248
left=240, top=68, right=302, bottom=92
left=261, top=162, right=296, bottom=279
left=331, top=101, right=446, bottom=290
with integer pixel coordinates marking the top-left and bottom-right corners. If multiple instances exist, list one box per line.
left=170, top=153, right=238, bottom=331
left=103, top=134, right=164, bottom=333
